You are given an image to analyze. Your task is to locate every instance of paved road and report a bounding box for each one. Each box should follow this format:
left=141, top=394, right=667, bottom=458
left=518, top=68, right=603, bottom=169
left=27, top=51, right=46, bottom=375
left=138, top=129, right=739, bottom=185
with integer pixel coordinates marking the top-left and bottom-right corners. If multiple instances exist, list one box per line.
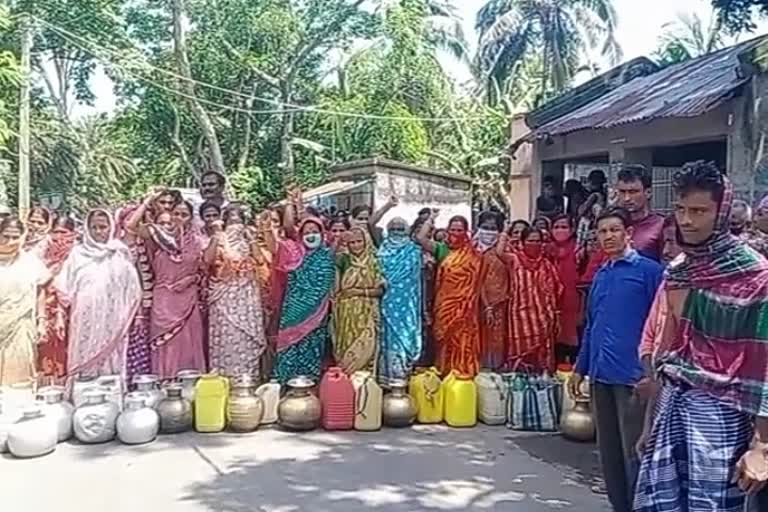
left=1, top=424, right=608, bottom=512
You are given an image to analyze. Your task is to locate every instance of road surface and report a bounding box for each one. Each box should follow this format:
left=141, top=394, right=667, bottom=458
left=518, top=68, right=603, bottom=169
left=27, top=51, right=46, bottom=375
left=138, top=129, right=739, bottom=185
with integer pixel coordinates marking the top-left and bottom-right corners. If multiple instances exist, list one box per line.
left=1, top=424, right=608, bottom=511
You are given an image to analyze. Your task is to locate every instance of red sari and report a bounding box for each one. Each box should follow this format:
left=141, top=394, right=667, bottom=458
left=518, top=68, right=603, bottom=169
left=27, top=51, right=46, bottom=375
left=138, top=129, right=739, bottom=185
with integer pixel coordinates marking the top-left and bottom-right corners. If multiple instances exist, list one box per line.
left=37, top=231, right=77, bottom=381
left=554, top=238, right=579, bottom=347
left=433, top=239, right=481, bottom=377
left=506, top=252, right=563, bottom=372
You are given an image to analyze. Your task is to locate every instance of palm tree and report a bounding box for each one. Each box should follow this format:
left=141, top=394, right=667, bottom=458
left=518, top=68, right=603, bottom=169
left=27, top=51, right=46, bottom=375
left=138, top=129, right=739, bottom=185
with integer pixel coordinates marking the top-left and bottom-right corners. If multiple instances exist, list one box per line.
left=653, top=12, right=726, bottom=67
left=474, top=0, right=622, bottom=105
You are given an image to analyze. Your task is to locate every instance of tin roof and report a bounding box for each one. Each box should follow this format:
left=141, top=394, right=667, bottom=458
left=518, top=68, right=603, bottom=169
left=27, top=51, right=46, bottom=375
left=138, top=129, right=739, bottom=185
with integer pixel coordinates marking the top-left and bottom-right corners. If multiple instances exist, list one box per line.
left=531, top=35, right=768, bottom=138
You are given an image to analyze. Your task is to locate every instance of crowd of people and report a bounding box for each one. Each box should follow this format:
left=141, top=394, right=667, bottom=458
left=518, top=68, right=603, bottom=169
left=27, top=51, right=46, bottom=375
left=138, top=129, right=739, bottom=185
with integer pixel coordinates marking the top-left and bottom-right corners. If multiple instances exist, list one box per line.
left=2, top=159, right=768, bottom=511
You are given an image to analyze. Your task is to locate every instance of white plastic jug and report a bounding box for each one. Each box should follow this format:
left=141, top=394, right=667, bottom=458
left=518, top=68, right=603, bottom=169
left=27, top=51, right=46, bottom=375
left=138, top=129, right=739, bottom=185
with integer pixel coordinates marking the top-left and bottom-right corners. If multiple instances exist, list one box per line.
left=255, top=380, right=281, bottom=424
left=475, top=370, right=507, bottom=425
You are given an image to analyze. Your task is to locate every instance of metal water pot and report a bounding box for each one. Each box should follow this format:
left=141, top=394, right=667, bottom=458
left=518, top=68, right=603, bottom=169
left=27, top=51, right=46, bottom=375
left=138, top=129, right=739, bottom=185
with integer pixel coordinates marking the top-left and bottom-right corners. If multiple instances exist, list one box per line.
left=278, top=376, right=321, bottom=431
left=560, top=398, right=596, bottom=442
left=7, top=406, right=57, bottom=458
left=157, top=384, right=193, bottom=434
left=73, top=389, right=119, bottom=444
left=117, top=393, right=160, bottom=445
left=382, top=379, right=417, bottom=427
left=227, top=375, right=264, bottom=433
left=37, top=386, right=74, bottom=442
left=133, top=374, right=164, bottom=409
left=176, top=369, right=202, bottom=402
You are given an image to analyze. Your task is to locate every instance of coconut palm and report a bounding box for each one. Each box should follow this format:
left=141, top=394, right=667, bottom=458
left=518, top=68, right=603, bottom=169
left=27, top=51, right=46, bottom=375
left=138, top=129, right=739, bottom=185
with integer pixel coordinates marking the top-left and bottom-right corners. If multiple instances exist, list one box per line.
left=654, top=12, right=726, bottom=67
left=474, top=0, right=621, bottom=104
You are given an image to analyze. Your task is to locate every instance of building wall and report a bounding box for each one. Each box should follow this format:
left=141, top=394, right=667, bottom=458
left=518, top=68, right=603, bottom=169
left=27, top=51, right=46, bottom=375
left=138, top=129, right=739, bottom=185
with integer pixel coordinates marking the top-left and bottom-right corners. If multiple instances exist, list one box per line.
left=372, top=168, right=472, bottom=229
left=535, top=104, right=733, bottom=163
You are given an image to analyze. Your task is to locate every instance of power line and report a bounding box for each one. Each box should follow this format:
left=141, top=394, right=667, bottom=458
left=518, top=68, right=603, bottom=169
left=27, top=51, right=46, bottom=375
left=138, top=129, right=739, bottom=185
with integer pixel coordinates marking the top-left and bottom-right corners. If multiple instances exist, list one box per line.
left=34, top=16, right=498, bottom=123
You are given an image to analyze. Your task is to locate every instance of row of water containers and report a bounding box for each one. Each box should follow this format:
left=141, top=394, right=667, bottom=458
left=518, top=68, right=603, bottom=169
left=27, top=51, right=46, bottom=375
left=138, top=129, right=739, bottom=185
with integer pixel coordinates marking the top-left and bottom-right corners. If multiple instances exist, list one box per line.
left=318, top=367, right=556, bottom=430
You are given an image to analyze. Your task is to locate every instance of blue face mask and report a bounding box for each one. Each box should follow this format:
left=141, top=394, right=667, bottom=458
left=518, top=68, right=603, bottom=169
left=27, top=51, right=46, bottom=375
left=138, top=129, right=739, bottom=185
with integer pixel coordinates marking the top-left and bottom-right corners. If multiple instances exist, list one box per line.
left=303, top=233, right=322, bottom=249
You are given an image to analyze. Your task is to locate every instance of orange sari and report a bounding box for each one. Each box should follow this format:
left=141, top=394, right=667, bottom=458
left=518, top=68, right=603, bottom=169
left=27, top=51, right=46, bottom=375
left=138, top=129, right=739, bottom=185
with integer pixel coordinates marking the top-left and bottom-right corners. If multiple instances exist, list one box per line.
left=433, top=241, right=481, bottom=377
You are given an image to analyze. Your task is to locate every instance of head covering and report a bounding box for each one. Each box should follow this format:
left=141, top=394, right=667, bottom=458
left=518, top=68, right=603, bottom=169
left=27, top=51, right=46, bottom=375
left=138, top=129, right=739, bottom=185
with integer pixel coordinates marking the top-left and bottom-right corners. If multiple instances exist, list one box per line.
left=666, top=177, right=767, bottom=290
left=24, top=207, right=52, bottom=250
left=79, top=209, right=131, bottom=261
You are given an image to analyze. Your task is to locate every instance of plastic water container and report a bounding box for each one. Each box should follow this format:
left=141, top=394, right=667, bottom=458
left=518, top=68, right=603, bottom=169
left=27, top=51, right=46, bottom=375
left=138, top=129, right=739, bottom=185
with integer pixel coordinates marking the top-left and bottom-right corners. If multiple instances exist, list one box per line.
left=194, top=374, right=228, bottom=433
left=351, top=371, right=382, bottom=431
left=408, top=367, right=444, bottom=424
left=443, top=372, right=477, bottom=428
left=475, top=370, right=507, bottom=425
left=319, top=367, right=355, bottom=430
left=255, top=380, right=281, bottom=424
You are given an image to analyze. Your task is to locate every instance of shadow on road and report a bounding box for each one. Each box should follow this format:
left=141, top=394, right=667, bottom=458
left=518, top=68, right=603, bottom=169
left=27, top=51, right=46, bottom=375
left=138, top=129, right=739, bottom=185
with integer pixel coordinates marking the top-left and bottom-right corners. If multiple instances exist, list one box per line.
left=175, top=425, right=606, bottom=512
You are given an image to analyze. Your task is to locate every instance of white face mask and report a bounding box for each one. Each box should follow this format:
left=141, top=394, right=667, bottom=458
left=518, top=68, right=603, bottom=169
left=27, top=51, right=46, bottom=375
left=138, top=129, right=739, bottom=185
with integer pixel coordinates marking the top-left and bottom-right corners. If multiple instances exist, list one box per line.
left=475, top=228, right=499, bottom=249
left=303, top=233, right=322, bottom=249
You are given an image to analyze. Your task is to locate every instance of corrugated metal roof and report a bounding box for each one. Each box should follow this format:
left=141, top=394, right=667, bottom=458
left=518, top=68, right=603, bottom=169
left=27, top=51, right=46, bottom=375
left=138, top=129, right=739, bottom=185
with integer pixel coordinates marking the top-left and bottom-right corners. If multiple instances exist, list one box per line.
left=533, top=36, right=768, bottom=138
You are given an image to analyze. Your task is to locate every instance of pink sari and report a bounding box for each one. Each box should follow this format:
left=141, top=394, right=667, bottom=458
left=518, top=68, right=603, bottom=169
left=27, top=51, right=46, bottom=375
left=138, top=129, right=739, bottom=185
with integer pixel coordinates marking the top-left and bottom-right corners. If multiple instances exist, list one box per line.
left=147, top=226, right=207, bottom=379
left=55, top=209, right=141, bottom=380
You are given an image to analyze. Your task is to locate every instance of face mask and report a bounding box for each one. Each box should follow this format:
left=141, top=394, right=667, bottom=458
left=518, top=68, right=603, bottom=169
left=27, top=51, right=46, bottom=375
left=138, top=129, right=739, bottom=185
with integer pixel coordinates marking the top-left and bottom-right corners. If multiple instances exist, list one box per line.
left=552, top=228, right=571, bottom=242
left=475, top=228, right=499, bottom=247
left=389, top=230, right=408, bottom=241
left=447, top=232, right=466, bottom=248
left=303, top=233, right=322, bottom=249
left=523, top=243, right=542, bottom=259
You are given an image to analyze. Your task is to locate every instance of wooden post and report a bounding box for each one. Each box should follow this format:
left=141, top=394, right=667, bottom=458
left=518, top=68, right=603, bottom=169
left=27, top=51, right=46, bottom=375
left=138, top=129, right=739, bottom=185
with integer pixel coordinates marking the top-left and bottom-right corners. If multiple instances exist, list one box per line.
left=18, top=16, right=32, bottom=218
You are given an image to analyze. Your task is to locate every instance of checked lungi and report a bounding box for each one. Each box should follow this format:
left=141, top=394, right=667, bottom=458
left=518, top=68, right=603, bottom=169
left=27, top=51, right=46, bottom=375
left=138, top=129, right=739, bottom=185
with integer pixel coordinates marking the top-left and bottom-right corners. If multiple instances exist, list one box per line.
left=633, top=384, right=753, bottom=512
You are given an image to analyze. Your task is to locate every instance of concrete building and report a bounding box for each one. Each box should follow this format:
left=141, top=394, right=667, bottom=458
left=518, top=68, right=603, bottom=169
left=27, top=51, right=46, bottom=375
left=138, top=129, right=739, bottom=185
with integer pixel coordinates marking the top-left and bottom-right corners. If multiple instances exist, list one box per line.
left=509, top=35, right=768, bottom=215
left=300, top=158, right=473, bottom=228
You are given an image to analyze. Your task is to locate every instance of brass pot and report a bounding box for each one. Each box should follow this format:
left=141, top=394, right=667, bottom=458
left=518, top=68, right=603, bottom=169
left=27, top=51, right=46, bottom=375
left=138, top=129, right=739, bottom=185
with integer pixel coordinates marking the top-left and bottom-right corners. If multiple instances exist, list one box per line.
left=382, top=379, right=416, bottom=428
left=560, top=398, right=596, bottom=442
left=157, top=384, right=193, bottom=434
left=227, top=375, right=264, bottom=433
left=278, top=376, right=321, bottom=431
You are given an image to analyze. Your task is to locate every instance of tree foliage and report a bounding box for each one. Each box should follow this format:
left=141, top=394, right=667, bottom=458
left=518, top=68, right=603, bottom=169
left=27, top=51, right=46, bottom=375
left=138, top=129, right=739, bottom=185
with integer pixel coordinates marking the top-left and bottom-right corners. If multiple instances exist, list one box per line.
left=654, top=12, right=726, bottom=67
left=474, top=0, right=622, bottom=107
left=712, top=0, right=768, bottom=34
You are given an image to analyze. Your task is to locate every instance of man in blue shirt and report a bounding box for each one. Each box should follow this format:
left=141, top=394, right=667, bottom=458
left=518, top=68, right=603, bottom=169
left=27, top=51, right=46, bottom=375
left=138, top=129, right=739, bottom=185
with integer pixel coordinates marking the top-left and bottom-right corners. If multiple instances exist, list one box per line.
left=569, top=207, right=663, bottom=512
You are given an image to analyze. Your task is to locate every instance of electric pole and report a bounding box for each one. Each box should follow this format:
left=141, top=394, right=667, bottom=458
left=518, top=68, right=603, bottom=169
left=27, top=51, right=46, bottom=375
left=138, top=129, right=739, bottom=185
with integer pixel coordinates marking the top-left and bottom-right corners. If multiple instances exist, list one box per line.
left=18, top=15, right=32, bottom=218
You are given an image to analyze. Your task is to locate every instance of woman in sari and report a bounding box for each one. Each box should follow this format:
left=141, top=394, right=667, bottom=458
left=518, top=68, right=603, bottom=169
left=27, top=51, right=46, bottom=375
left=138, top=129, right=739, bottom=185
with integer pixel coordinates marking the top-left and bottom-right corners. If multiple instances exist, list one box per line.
left=117, top=205, right=155, bottom=379
left=268, top=216, right=335, bottom=384
left=378, top=217, right=422, bottom=385
left=475, top=211, right=508, bottom=371
left=55, top=209, right=141, bottom=379
left=333, top=226, right=385, bottom=375
left=24, top=206, right=52, bottom=257
left=498, top=227, right=563, bottom=372
left=0, top=217, right=51, bottom=385
left=37, top=215, right=78, bottom=381
left=126, top=195, right=207, bottom=379
left=416, top=214, right=481, bottom=377
left=551, top=215, right=580, bottom=364
left=204, top=204, right=267, bottom=378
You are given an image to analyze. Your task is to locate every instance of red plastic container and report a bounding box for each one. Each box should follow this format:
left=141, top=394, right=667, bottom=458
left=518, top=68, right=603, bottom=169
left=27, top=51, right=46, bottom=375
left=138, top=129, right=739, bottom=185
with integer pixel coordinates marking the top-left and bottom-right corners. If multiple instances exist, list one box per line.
left=319, top=367, right=355, bottom=430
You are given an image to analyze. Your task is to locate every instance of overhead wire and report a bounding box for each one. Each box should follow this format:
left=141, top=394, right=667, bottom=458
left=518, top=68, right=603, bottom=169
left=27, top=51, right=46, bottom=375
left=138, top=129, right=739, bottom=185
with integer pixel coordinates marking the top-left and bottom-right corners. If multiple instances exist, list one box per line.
left=33, top=15, right=497, bottom=123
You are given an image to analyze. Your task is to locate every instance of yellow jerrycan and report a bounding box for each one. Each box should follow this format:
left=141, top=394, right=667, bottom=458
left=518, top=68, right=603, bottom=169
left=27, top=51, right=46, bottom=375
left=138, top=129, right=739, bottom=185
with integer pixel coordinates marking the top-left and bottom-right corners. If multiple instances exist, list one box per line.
left=194, top=374, right=229, bottom=433
left=443, top=371, right=478, bottom=428
left=408, top=367, right=444, bottom=424
left=351, top=371, right=382, bottom=431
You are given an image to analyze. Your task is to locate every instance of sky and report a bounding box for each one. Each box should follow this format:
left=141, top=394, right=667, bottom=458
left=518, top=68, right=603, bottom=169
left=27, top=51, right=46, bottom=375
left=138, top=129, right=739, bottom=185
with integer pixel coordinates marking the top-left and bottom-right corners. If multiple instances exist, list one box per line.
left=80, top=0, right=768, bottom=116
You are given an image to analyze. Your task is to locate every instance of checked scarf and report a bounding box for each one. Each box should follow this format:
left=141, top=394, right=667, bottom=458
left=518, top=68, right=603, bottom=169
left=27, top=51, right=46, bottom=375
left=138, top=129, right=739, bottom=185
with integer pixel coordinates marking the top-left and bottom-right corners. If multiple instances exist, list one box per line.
left=659, top=176, right=768, bottom=416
